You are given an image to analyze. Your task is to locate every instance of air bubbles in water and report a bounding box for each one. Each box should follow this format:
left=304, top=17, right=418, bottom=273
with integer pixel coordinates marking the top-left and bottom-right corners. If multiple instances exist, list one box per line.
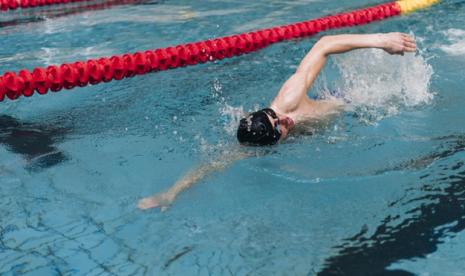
left=212, top=79, right=222, bottom=97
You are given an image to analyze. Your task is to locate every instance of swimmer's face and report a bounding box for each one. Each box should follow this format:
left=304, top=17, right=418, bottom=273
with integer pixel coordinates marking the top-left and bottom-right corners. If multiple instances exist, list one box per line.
left=263, top=109, right=293, bottom=141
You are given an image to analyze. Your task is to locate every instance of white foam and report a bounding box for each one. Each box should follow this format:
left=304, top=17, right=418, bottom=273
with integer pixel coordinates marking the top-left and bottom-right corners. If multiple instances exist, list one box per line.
left=440, top=28, right=465, bottom=56
left=325, top=49, right=434, bottom=122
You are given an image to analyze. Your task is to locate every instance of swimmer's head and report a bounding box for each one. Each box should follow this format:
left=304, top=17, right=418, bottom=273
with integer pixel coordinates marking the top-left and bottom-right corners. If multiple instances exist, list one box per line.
left=237, top=108, right=293, bottom=146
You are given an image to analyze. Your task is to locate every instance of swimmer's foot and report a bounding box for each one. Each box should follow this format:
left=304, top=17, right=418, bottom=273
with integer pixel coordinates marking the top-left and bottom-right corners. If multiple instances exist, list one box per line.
left=138, top=192, right=174, bottom=211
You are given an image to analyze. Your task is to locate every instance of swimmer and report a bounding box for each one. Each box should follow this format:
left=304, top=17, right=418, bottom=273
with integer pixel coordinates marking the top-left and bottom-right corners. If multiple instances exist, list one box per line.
left=138, top=32, right=417, bottom=210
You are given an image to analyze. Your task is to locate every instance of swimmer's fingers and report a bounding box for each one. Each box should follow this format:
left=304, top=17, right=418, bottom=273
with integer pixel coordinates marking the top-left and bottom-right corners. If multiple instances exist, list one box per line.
left=403, top=41, right=417, bottom=52
left=404, top=41, right=416, bottom=48
left=138, top=198, right=156, bottom=210
left=397, top=36, right=416, bottom=53
left=401, top=35, right=416, bottom=50
left=401, top=33, right=415, bottom=42
left=403, top=37, right=415, bottom=45
left=404, top=46, right=416, bottom=52
left=138, top=193, right=173, bottom=211
left=383, top=32, right=415, bottom=55
left=138, top=197, right=162, bottom=210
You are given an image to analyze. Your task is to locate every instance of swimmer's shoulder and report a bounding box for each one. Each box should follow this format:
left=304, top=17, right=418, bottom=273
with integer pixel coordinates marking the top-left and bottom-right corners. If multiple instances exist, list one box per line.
left=312, top=98, right=345, bottom=117
left=289, top=97, right=344, bottom=124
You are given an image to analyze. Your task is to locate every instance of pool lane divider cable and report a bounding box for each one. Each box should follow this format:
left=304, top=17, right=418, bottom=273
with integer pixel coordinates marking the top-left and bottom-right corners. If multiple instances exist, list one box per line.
left=0, top=0, right=92, bottom=11
left=0, top=0, right=440, bottom=102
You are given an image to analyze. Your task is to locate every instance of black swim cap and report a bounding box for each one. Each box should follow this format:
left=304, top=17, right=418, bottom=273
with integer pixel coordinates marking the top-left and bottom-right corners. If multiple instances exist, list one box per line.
left=237, top=108, right=281, bottom=146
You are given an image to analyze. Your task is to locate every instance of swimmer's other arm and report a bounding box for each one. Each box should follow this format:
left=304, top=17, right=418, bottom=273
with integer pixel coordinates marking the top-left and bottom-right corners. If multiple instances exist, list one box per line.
left=138, top=150, right=249, bottom=211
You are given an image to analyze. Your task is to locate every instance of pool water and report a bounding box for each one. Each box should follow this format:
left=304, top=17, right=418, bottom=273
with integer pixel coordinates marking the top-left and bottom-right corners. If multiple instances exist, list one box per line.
left=1, top=0, right=465, bottom=274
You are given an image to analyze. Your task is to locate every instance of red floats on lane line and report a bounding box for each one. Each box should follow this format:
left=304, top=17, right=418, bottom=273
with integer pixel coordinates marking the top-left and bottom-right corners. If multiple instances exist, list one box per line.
left=0, top=2, right=402, bottom=102
left=1, top=0, right=93, bottom=11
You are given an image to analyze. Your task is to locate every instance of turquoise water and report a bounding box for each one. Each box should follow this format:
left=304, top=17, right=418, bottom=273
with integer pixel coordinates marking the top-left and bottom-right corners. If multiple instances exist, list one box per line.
left=1, top=0, right=465, bottom=274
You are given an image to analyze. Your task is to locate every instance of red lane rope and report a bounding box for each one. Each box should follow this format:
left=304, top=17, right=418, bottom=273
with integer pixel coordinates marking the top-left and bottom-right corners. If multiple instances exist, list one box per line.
left=0, top=0, right=93, bottom=11
left=0, top=2, right=401, bottom=102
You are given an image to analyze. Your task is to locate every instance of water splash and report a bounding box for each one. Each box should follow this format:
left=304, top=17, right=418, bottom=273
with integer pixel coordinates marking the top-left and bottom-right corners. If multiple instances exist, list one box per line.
left=323, top=49, right=434, bottom=123
left=191, top=78, right=248, bottom=157
left=219, top=104, right=246, bottom=135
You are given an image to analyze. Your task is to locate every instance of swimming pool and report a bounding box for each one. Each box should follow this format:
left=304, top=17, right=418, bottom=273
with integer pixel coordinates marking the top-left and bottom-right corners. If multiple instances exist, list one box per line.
left=1, top=0, right=465, bottom=274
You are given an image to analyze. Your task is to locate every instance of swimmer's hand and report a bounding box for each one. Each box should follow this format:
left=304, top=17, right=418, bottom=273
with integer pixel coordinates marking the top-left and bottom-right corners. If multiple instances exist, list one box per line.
left=138, top=192, right=175, bottom=211
left=138, top=150, right=249, bottom=212
left=381, top=32, right=416, bottom=55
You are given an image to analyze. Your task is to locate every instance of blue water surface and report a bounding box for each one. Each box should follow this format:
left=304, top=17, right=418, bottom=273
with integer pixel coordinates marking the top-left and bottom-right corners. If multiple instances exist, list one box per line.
left=1, top=0, right=465, bottom=275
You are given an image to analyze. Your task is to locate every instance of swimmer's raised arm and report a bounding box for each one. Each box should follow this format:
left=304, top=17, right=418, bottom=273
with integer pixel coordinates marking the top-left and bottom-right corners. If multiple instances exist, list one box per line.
left=297, top=32, right=416, bottom=89
left=271, top=33, right=416, bottom=118
left=138, top=150, right=250, bottom=211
